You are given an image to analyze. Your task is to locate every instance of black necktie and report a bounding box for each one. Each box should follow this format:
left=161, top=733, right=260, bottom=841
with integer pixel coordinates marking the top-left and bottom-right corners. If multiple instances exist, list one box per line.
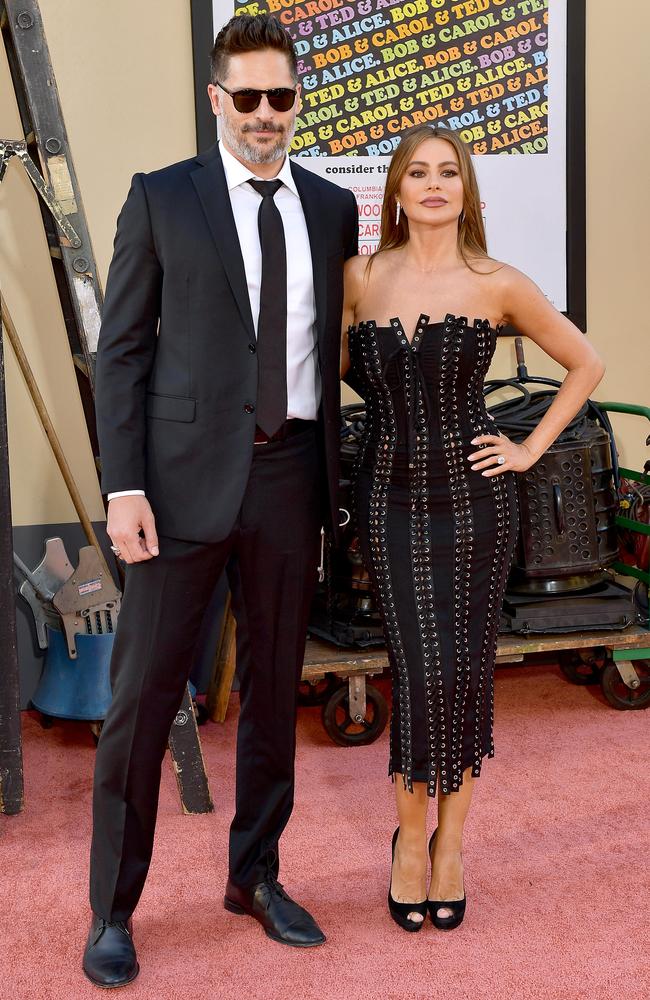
left=248, top=179, right=287, bottom=437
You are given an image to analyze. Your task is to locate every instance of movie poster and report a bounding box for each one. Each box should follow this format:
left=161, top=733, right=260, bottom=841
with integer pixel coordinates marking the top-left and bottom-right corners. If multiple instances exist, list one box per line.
left=210, top=0, right=568, bottom=310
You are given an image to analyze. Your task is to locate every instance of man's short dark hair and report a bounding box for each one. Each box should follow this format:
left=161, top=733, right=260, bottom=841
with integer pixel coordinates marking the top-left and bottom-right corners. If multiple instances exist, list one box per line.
left=210, top=14, right=298, bottom=85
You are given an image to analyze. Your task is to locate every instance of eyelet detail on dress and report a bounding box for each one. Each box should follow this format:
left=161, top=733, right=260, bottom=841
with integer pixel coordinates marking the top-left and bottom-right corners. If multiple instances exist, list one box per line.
left=348, top=312, right=519, bottom=795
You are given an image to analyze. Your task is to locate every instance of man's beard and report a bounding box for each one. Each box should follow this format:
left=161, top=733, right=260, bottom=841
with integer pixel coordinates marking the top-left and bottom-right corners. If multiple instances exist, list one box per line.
left=220, top=114, right=295, bottom=165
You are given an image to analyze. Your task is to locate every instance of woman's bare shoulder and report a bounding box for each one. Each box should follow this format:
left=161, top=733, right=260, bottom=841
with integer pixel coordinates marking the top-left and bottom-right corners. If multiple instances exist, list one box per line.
left=479, top=261, right=543, bottom=301
left=344, top=254, right=368, bottom=279
left=344, top=255, right=369, bottom=307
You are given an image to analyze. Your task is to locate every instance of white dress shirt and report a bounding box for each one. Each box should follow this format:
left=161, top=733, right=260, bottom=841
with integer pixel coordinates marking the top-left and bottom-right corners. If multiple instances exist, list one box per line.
left=108, top=142, right=318, bottom=501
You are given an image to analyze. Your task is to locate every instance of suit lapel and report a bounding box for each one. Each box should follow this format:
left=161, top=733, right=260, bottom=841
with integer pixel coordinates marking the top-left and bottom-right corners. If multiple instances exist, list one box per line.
left=191, top=143, right=255, bottom=341
left=291, top=162, right=327, bottom=347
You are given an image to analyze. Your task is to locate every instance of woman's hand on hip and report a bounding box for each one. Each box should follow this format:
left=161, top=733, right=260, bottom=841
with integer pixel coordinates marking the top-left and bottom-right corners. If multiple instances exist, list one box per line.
left=467, top=433, right=537, bottom=476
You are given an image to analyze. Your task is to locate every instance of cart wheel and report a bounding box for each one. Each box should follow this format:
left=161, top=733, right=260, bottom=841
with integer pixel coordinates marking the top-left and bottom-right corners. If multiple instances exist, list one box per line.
left=298, top=674, right=340, bottom=707
left=559, top=649, right=602, bottom=685
left=601, top=659, right=650, bottom=710
left=321, top=682, right=388, bottom=746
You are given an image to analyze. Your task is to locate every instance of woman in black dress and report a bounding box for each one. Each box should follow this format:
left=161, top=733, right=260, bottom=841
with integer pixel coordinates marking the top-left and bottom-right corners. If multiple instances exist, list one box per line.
left=341, top=125, right=604, bottom=931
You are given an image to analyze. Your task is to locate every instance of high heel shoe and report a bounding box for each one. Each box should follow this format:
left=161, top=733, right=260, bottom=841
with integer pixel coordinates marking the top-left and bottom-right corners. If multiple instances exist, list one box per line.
left=427, top=829, right=466, bottom=930
left=388, top=828, right=427, bottom=932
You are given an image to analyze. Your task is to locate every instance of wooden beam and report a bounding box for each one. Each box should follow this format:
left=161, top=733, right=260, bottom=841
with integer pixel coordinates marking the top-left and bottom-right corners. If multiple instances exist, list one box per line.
left=168, top=686, right=214, bottom=815
left=206, top=597, right=237, bottom=724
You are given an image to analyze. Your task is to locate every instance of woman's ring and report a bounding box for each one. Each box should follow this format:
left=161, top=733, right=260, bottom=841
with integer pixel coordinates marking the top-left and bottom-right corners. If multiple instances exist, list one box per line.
left=110, top=545, right=121, bottom=555
left=496, top=455, right=506, bottom=466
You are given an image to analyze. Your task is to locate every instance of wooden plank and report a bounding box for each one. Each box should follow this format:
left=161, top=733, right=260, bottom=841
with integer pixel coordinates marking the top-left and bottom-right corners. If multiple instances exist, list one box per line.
left=302, top=661, right=385, bottom=682
left=206, top=598, right=237, bottom=723
left=495, top=624, right=650, bottom=657
left=0, top=297, right=24, bottom=815
left=303, top=640, right=387, bottom=678
left=304, top=638, right=384, bottom=668
left=303, top=623, right=650, bottom=678
left=168, top=685, right=214, bottom=815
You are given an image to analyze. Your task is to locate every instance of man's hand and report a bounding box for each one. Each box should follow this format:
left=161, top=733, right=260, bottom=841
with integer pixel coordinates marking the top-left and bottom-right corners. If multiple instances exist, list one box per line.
left=107, top=495, right=159, bottom=564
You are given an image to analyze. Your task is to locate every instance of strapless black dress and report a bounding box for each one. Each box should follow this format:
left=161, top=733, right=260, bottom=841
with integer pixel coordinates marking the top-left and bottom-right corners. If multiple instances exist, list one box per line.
left=348, top=312, right=519, bottom=796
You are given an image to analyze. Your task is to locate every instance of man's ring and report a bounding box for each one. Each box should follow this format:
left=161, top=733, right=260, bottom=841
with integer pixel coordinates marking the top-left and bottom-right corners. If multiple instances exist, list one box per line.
left=496, top=455, right=506, bottom=466
left=110, top=545, right=121, bottom=555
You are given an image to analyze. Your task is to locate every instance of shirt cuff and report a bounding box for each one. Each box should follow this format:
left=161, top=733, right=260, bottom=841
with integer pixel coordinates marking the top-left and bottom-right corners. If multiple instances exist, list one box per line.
left=107, top=490, right=146, bottom=500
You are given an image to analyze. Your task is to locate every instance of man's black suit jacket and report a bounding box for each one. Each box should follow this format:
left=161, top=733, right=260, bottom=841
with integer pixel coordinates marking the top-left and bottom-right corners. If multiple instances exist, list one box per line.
left=95, top=142, right=358, bottom=543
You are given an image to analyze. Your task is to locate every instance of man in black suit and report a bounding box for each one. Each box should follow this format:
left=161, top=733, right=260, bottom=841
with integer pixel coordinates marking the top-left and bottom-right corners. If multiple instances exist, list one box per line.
left=83, top=14, right=357, bottom=987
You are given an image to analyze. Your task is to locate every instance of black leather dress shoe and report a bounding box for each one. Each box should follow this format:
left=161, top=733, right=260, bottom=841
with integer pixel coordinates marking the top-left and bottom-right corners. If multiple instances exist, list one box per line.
left=82, top=914, right=139, bottom=988
left=224, top=877, right=326, bottom=948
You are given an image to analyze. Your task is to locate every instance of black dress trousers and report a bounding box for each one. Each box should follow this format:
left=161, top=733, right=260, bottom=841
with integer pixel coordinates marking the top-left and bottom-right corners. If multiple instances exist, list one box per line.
left=90, top=426, right=321, bottom=922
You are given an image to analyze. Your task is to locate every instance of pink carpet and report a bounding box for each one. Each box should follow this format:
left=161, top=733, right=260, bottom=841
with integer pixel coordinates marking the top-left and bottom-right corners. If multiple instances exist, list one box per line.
left=2, top=661, right=648, bottom=1000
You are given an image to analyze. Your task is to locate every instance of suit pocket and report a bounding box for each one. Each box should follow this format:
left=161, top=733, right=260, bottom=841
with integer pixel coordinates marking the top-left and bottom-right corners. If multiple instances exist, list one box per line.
left=145, top=392, right=196, bottom=422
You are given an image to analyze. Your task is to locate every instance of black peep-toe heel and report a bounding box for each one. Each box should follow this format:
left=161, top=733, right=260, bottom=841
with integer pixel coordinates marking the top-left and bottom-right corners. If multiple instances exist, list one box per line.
left=388, top=828, right=427, bottom=932
left=427, top=830, right=466, bottom=930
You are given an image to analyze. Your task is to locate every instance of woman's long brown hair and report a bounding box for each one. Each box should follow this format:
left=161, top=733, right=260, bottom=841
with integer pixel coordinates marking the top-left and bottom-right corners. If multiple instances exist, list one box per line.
left=368, top=124, right=489, bottom=274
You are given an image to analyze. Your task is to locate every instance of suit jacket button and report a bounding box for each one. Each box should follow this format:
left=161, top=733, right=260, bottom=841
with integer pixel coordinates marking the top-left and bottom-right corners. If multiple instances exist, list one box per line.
left=248, top=343, right=256, bottom=354
left=244, top=403, right=255, bottom=414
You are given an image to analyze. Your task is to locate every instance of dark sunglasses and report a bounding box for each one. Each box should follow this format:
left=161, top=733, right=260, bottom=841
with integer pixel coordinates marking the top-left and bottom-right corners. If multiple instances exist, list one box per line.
left=217, top=81, right=296, bottom=114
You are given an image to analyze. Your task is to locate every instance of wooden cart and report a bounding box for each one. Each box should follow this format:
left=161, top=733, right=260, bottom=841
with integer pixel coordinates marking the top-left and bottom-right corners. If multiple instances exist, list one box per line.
left=300, top=400, right=650, bottom=745
left=301, top=622, right=650, bottom=746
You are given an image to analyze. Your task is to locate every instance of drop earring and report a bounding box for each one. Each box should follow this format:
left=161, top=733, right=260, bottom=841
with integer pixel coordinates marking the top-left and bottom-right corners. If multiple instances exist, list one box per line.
left=396, top=200, right=401, bottom=225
